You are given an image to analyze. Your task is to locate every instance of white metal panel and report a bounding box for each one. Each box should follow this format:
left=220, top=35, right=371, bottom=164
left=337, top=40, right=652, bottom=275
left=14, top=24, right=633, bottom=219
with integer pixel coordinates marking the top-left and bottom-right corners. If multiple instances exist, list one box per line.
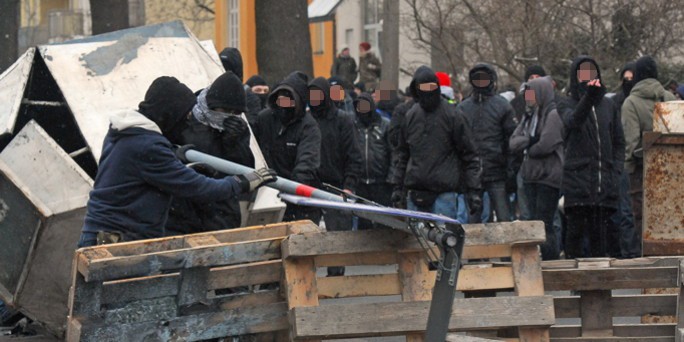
left=0, top=120, right=93, bottom=214
left=39, top=21, right=224, bottom=161
left=200, top=39, right=222, bottom=66
left=0, top=48, right=35, bottom=136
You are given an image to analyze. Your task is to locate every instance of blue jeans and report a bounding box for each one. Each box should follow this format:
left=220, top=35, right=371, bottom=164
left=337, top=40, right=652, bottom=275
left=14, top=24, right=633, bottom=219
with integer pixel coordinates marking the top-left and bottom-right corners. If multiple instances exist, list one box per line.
left=408, top=192, right=460, bottom=220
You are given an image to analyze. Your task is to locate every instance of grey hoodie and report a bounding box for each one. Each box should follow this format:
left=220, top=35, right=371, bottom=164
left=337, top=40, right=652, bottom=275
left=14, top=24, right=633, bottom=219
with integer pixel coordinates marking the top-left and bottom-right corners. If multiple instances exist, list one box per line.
left=509, top=76, right=564, bottom=188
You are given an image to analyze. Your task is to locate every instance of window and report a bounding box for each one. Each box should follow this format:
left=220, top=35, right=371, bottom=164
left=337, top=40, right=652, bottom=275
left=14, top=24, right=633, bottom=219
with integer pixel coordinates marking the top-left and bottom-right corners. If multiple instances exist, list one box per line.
left=312, top=22, right=325, bottom=54
left=228, top=0, right=240, bottom=48
left=363, top=0, right=383, bottom=59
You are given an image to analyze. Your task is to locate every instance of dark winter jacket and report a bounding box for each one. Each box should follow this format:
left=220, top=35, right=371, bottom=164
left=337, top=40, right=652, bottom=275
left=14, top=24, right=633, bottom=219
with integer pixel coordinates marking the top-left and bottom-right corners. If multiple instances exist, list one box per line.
left=245, top=88, right=263, bottom=127
left=255, top=74, right=321, bottom=186
left=83, top=110, right=244, bottom=241
left=510, top=76, right=564, bottom=189
left=458, top=64, right=517, bottom=183
left=309, top=77, right=363, bottom=191
left=331, top=55, right=358, bottom=84
left=218, top=48, right=262, bottom=127
left=394, top=67, right=481, bottom=193
left=388, top=99, right=414, bottom=149
left=165, top=115, right=255, bottom=234
left=613, top=62, right=637, bottom=111
left=354, top=93, right=392, bottom=184
left=558, top=56, right=625, bottom=209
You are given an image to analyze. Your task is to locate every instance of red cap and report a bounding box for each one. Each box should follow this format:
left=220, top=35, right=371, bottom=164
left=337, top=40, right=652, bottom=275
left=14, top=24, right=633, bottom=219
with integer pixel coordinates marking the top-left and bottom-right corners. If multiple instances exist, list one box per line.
left=435, top=72, right=451, bottom=87
left=359, top=42, right=371, bottom=51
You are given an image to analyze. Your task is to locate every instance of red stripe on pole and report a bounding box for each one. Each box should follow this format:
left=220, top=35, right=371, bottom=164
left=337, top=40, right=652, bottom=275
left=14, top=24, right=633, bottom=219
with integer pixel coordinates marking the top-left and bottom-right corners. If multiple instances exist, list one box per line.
left=295, top=184, right=316, bottom=197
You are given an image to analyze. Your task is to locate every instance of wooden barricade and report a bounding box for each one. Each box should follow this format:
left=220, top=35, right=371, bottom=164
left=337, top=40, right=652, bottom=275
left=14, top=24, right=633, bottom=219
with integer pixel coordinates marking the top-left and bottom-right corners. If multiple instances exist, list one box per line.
left=65, top=220, right=319, bottom=342
left=543, top=257, right=684, bottom=341
left=281, top=221, right=555, bottom=341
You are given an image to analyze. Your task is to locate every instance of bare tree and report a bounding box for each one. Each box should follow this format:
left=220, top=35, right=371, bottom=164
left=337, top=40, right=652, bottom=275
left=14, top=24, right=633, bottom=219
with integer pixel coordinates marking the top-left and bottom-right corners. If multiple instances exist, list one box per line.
left=0, top=0, right=20, bottom=73
left=144, top=0, right=215, bottom=38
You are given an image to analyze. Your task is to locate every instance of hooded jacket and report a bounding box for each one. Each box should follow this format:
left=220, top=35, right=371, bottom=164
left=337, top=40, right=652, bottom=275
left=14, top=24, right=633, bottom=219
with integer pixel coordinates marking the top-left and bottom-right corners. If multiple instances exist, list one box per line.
left=309, top=77, right=362, bottom=191
left=510, top=76, right=564, bottom=188
left=622, top=78, right=675, bottom=173
left=218, top=48, right=262, bottom=127
left=83, top=110, right=244, bottom=241
left=558, top=57, right=625, bottom=208
left=458, top=64, right=517, bottom=183
left=138, top=76, right=197, bottom=138
left=255, top=73, right=321, bottom=186
left=354, top=93, right=392, bottom=184
left=394, top=66, right=482, bottom=193
left=613, top=62, right=637, bottom=110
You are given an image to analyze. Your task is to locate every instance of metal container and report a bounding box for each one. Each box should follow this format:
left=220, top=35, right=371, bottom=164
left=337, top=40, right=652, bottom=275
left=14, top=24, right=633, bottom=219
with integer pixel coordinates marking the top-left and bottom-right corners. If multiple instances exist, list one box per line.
left=0, top=121, right=93, bottom=336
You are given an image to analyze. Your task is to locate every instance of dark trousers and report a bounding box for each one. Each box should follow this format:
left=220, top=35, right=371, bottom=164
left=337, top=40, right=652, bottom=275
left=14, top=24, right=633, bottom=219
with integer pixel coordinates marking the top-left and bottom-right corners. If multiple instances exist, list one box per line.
left=524, top=183, right=560, bottom=260
left=611, top=171, right=641, bottom=258
left=355, top=182, right=392, bottom=230
left=470, top=180, right=511, bottom=223
left=565, top=206, right=618, bottom=258
left=323, top=208, right=353, bottom=276
left=629, top=166, right=643, bottom=256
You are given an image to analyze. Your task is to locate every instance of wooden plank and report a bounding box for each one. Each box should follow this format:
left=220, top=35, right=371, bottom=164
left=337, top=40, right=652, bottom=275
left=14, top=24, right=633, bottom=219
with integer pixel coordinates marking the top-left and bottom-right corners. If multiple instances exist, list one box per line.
left=551, top=324, right=676, bottom=338
left=580, top=290, right=613, bottom=337
left=551, top=337, right=673, bottom=341
left=510, top=244, right=551, bottom=342
left=677, top=259, right=684, bottom=342
left=554, top=297, right=580, bottom=318
left=73, top=302, right=288, bottom=342
left=462, top=221, right=546, bottom=246
left=290, top=296, right=555, bottom=339
left=177, top=267, right=210, bottom=307
left=458, top=267, right=515, bottom=291
left=610, top=257, right=683, bottom=268
left=314, top=251, right=397, bottom=267
left=317, top=274, right=400, bottom=298
left=282, top=252, right=319, bottom=342
left=463, top=244, right=512, bottom=259
left=398, top=251, right=432, bottom=342
left=82, top=237, right=285, bottom=282
left=208, top=260, right=281, bottom=289
left=102, top=273, right=178, bottom=304
left=554, top=295, right=678, bottom=319
left=217, top=290, right=282, bottom=311
left=543, top=267, right=679, bottom=291
left=68, top=271, right=102, bottom=318
left=184, top=235, right=221, bottom=248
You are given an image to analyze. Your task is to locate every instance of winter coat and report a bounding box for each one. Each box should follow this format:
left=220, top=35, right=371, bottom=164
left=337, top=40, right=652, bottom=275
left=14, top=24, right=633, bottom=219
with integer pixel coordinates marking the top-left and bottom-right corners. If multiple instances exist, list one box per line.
left=309, top=77, right=363, bottom=191
left=354, top=94, right=392, bottom=185
left=622, top=78, right=676, bottom=173
left=165, top=115, right=255, bottom=234
left=458, top=64, right=517, bottom=183
left=359, top=52, right=382, bottom=88
left=244, top=88, right=263, bottom=128
left=83, top=110, right=243, bottom=241
left=558, top=56, right=625, bottom=209
left=510, top=77, right=564, bottom=189
left=331, top=55, right=358, bottom=84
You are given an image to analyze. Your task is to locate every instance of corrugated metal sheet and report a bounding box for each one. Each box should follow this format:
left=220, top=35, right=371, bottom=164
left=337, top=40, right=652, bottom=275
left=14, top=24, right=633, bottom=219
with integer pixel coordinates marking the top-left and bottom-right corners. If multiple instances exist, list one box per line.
left=0, top=48, right=34, bottom=136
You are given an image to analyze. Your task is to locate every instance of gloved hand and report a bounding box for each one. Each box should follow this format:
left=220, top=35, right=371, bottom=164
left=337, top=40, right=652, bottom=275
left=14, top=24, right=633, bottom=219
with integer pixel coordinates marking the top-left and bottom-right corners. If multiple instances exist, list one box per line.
left=222, top=116, right=248, bottom=141
left=174, top=144, right=196, bottom=163
left=528, top=134, right=540, bottom=148
left=586, top=79, right=605, bottom=104
left=391, top=186, right=406, bottom=209
left=237, top=168, right=278, bottom=192
left=467, top=191, right=483, bottom=218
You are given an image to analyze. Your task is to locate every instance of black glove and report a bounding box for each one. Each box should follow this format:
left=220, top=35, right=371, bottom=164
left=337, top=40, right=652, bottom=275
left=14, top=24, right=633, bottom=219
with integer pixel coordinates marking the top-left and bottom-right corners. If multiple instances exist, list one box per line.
left=391, top=186, right=406, bottom=209
left=505, top=168, right=517, bottom=194
left=174, top=144, right=196, bottom=163
left=586, top=82, right=605, bottom=104
left=467, top=191, right=483, bottom=218
left=236, top=168, right=278, bottom=192
left=528, top=134, right=540, bottom=148
left=186, top=162, right=219, bottom=178
left=222, top=116, right=248, bottom=141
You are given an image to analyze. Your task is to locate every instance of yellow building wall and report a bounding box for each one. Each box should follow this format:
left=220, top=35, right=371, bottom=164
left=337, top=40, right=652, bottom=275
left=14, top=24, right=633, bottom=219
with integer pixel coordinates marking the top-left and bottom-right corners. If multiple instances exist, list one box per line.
left=310, top=20, right=334, bottom=78
left=21, top=0, right=68, bottom=27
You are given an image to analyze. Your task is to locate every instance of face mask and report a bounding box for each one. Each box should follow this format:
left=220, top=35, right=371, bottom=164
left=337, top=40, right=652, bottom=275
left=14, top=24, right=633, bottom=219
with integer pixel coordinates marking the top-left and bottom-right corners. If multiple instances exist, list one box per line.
left=417, top=89, right=441, bottom=112
left=258, top=93, right=268, bottom=107
left=275, top=107, right=296, bottom=125
left=622, top=79, right=635, bottom=95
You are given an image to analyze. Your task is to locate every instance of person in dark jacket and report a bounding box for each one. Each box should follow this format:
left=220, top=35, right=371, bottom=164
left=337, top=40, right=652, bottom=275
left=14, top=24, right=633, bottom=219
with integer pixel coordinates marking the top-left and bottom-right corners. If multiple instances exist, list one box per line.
left=165, top=71, right=256, bottom=235
left=328, top=76, right=355, bottom=114
left=393, top=66, right=482, bottom=219
left=510, top=76, right=564, bottom=260
left=246, top=74, right=270, bottom=110
left=255, top=71, right=322, bottom=223
left=353, top=92, right=393, bottom=229
left=330, top=46, right=358, bottom=85
left=558, top=56, right=625, bottom=258
left=219, top=48, right=262, bottom=127
left=458, top=63, right=517, bottom=223
left=79, top=76, right=276, bottom=247
left=308, top=76, right=363, bottom=276
left=613, top=62, right=636, bottom=110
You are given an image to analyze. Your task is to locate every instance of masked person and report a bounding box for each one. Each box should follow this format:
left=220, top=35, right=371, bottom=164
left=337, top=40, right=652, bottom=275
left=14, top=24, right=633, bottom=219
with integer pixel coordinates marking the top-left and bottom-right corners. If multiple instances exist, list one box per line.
left=246, top=74, right=270, bottom=110
left=163, top=71, right=256, bottom=235
left=556, top=57, right=625, bottom=258
left=219, top=48, right=262, bottom=128
left=308, top=77, right=363, bottom=276
left=79, top=76, right=277, bottom=247
left=509, top=76, right=564, bottom=260
left=328, top=76, right=355, bottom=113
left=353, top=93, right=393, bottom=229
left=457, top=64, right=517, bottom=223
left=393, top=66, right=482, bottom=220
left=255, top=71, right=322, bottom=223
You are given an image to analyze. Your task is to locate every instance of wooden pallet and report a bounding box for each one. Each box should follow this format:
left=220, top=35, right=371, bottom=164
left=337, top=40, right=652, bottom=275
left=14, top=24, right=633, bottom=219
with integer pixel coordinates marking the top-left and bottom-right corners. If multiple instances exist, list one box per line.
left=65, top=220, right=319, bottom=342
left=281, top=221, right=555, bottom=341
left=542, top=257, right=684, bottom=342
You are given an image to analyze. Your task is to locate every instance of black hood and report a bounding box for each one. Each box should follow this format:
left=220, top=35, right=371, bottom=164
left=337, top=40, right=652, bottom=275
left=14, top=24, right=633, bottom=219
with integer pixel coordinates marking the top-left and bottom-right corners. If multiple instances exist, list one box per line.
left=138, top=76, right=196, bottom=136
left=205, top=71, right=246, bottom=112
left=410, top=65, right=442, bottom=112
left=267, top=72, right=309, bottom=120
left=635, top=56, right=658, bottom=83
left=524, top=65, right=547, bottom=82
left=468, top=63, right=498, bottom=96
left=308, top=77, right=333, bottom=111
left=409, top=65, right=439, bottom=98
left=353, top=92, right=378, bottom=125
left=246, top=75, right=267, bottom=88
left=219, top=47, right=244, bottom=81
left=620, top=61, right=637, bottom=96
left=568, top=55, right=605, bottom=101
